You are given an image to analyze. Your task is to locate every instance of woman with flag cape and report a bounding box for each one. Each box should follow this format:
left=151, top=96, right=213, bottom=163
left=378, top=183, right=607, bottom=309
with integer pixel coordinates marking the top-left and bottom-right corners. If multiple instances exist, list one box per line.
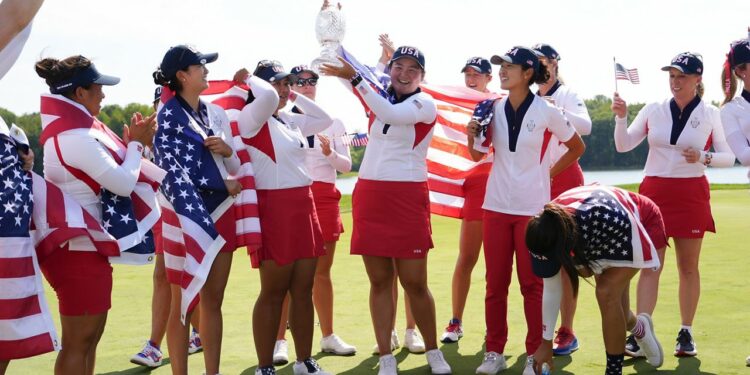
left=526, top=185, right=665, bottom=375
left=35, top=55, right=161, bottom=374
left=612, top=51, right=735, bottom=359
left=152, top=45, right=244, bottom=375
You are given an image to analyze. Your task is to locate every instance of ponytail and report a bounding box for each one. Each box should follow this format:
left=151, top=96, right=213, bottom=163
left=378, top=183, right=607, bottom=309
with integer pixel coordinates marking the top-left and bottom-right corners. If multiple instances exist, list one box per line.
left=152, top=68, right=183, bottom=92
left=35, top=55, right=92, bottom=97
left=528, top=61, right=551, bottom=86
left=526, top=203, right=591, bottom=297
left=696, top=81, right=705, bottom=98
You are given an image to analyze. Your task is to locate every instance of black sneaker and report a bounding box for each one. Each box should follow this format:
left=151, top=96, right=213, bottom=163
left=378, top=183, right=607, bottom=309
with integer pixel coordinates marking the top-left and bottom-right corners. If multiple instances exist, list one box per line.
left=674, top=329, right=697, bottom=357
left=292, top=357, right=331, bottom=375
left=625, top=334, right=644, bottom=357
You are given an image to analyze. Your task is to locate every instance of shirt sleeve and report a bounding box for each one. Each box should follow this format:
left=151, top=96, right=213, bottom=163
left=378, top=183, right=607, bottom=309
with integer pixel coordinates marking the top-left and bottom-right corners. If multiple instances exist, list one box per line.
left=542, top=271, right=563, bottom=341
left=57, top=134, right=142, bottom=197
left=702, top=109, right=736, bottom=167
left=562, top=91, right=592, bottom=136
left=237, top=75, right=279, bottom=138
left=288, top=93, right=333, bottom=136
left=546, top=102, right=576, bottom=143
left=720, top=106, right=750, bottom=165
left=325, top=119, right=352, bottom=173
left=352, top=80, right=437, bottom=126
left=614, top=104, right=650, bottom=152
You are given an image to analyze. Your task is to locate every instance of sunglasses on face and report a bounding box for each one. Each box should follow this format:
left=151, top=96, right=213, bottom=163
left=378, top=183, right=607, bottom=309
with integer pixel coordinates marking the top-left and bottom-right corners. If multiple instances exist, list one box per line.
left=296, top=78, right=318, bottom=87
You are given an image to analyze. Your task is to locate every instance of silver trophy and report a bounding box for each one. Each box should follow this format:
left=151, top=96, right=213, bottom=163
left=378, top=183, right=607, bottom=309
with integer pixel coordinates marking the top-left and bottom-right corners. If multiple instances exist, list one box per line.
left=310, top=2, right=346, bottom=73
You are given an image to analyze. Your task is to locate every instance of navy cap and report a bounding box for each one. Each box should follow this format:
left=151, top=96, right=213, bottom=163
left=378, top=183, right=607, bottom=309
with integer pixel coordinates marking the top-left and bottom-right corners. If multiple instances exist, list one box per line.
left=389, top=46, right=426, bottom=70
left=254, top=60, right=295, bottom=83
left=50, top=63, right=120, bottom=94
left=153, top=86, right=162, bottom=103
left=532, top=43, right=560, bottom=61
left=159, top=45, right=218, bottom=79
left=529, top=248, right=562, bottom=278
left=491, top=46, right=542, bottom=72
left=290, top=64, right=319, bottom=79
left=661, top=52, right=703, bottom=75
left=461, top=57, right=492, bottom=74
left=728, top=39, right=750, bottom=69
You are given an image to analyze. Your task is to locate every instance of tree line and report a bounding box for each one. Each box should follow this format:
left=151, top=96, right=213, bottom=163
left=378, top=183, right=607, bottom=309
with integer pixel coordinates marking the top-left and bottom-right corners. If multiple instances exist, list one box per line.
left=0, top=96, right=648, bottom=176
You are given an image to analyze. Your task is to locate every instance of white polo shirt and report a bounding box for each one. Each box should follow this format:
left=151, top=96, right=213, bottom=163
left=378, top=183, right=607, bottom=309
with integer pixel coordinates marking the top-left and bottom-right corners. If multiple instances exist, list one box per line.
left=477, top=93, right=576, bottom=216
left=303, top=118, right=352, bottom=184
left=615, top=97, right=735, bottom=177
left=720, top=93, right=750, bottom=173
left=539, top=82, right=592, bottom=163
left=238, top=76, right=333, bottom=190
left=351, top=80, right=438, bottom=182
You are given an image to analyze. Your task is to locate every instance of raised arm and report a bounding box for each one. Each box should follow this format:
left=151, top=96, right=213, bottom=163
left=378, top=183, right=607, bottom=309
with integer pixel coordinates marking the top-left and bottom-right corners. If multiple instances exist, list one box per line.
left=353, top=80, right=436, bottom=126
left=237, top=75, right=279, bottom=138
left=612, top=95, right=648, bottom=152
left=0, top=0, right=43, bottom=50
left=287, top=92, right=333, bottom=136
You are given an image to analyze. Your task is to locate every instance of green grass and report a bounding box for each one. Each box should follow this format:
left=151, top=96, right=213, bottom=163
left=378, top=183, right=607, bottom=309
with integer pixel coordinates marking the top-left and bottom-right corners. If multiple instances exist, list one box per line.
left=9, top=189, right=750, bottom=374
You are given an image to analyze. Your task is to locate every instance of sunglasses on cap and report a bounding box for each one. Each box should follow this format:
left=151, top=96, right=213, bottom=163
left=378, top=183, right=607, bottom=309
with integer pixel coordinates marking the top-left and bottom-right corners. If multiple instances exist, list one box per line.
left=296, top=78, right=318, bottom=87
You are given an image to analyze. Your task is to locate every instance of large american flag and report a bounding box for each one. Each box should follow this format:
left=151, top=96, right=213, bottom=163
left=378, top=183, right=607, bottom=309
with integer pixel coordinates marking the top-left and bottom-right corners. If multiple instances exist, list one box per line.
left=614, top=62, right=640, bottom=84
left=554, top=185, right=658, bottom=271
left=155, top=89, right=261, bottom=323
left=337, top=46, right=501, bottom=218
left=0, top=122, right=59, bottom=360
left=39, top=94, right=164, bottom=264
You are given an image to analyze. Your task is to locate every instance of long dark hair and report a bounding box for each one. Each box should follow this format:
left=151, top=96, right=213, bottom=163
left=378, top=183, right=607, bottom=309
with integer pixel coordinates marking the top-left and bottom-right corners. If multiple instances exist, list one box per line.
left=35, top=55, right=92, bottom=98
left=526, top=61, right=551, bottom=87
left=526, top=203, right=591, bottom=296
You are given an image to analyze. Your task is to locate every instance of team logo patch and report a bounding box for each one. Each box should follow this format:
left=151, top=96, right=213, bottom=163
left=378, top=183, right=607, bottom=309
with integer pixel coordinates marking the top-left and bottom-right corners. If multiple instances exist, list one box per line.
left=690, top=118, right=700, bottom=128
left=526, top=120, right=536, bottom=132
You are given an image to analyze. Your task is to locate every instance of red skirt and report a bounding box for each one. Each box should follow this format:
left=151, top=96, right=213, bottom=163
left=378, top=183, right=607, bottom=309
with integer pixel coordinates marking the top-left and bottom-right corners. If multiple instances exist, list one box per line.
left=215, top=206, right=237, bottom=253
left=551, top=162, right=584, bottom=199
left=639, top=176, right=715, bottom=238
left=311, top=181, right=344, bottom=242
left=250, top=186, right=326, bottom=268
left=633, top=193, right=669, bottom=250
left=351, top=179, right=433, bottom=258
left=40, top=245, right=113, bottom=316
left=462, top=173, right=489, bottom=222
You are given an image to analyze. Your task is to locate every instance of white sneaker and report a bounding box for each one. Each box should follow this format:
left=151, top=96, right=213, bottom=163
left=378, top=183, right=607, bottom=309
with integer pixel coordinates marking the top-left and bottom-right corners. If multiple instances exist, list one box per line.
left=320, top=334, right=356, bottom=355
left=634, top=313, right=663, bottom=368
left=130, top=340, right=163, bottom=367
left=475, top=352, right=506, bottom=374
left=404, top=329, right=425, bottom=354
left=255, top=367, right=276, bottom=375
left=746, top=355, right=750, bottom=366
left=273, top=339, right=289, bottom=366
left=188, top=329, right=203, bottom=354
left=426, top=349, right=451, bottom=374
left=378, top=354, right=398, bottom=375
left=372, top=329, right=401, bottom=355
left=522, top=355, right=536, bottom=375
left=292, top=357, right=331, bottom=375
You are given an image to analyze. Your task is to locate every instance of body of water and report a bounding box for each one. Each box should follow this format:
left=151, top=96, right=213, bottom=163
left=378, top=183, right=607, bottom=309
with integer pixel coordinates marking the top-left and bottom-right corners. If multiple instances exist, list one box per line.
left=335, top=166, right=749, bottom=195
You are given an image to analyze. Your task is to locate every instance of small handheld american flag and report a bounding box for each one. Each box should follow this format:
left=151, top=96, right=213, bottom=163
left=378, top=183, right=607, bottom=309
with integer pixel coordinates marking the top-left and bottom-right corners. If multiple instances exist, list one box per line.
left=613, top=58, right=640, bottom=92
left=344, top=132, right=369, bottom=147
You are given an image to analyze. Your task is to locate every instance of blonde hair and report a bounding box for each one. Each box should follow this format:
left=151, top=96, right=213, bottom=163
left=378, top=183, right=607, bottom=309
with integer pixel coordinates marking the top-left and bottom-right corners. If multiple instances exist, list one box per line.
left=722, top=62, right=746, bottom=105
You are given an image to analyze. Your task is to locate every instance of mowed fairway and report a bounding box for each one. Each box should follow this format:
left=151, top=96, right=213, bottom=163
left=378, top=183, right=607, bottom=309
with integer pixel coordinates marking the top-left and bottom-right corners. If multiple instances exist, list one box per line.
left=9, top=188, right=750, bottom=375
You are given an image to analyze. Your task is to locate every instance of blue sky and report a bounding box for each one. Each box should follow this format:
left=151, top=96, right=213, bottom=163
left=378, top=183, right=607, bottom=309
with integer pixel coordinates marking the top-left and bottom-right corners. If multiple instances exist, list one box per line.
left=1, top=0, right=748, bottom=132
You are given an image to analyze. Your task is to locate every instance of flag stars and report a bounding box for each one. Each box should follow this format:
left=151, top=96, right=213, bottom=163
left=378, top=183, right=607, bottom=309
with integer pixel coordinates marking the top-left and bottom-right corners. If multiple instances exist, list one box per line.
left=164, top=108, right=173, bottom=117
left=3, top=178, right=14, bottom=189
left=120, top=213, right=132, bottom=224
left=3, top=201, right=15, bottom=213
left=106, top=205, right=116, bottom=215
left=14, top=215, right=22, bottom=226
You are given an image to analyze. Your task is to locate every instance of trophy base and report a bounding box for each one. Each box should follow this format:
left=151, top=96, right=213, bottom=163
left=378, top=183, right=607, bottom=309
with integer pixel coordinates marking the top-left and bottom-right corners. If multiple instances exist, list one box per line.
left=311, top=56, right=343, bottom=74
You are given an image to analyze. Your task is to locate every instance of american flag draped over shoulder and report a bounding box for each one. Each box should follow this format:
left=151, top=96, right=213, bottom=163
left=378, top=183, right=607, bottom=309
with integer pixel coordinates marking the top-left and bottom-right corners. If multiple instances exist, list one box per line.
left=614, top=62, right=640, bottom=84
left=0, top=121, right=59, bottom=360
left=554, top=185, right=658, bottom=272
left=338, top=46, right=502, bottom=218
left=38, top=94, right=164, bottom=264
left=200, top=81, right=262, bottom=251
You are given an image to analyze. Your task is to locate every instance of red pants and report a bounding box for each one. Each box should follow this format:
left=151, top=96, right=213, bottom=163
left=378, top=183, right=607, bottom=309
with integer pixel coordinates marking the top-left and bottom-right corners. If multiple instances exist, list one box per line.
left=483, top=210, right=542, bottom=355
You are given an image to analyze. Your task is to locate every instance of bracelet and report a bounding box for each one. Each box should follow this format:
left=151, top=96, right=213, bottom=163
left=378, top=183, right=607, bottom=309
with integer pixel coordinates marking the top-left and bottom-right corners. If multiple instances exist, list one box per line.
left=350, top=74, right=363, bottom=87
left=703, top=151, right=712, bottom=166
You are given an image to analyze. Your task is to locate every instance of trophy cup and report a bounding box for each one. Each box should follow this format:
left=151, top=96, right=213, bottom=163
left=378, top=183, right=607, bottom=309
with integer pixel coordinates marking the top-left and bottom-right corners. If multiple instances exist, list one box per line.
left=310, top=2, right=346, bottom=73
